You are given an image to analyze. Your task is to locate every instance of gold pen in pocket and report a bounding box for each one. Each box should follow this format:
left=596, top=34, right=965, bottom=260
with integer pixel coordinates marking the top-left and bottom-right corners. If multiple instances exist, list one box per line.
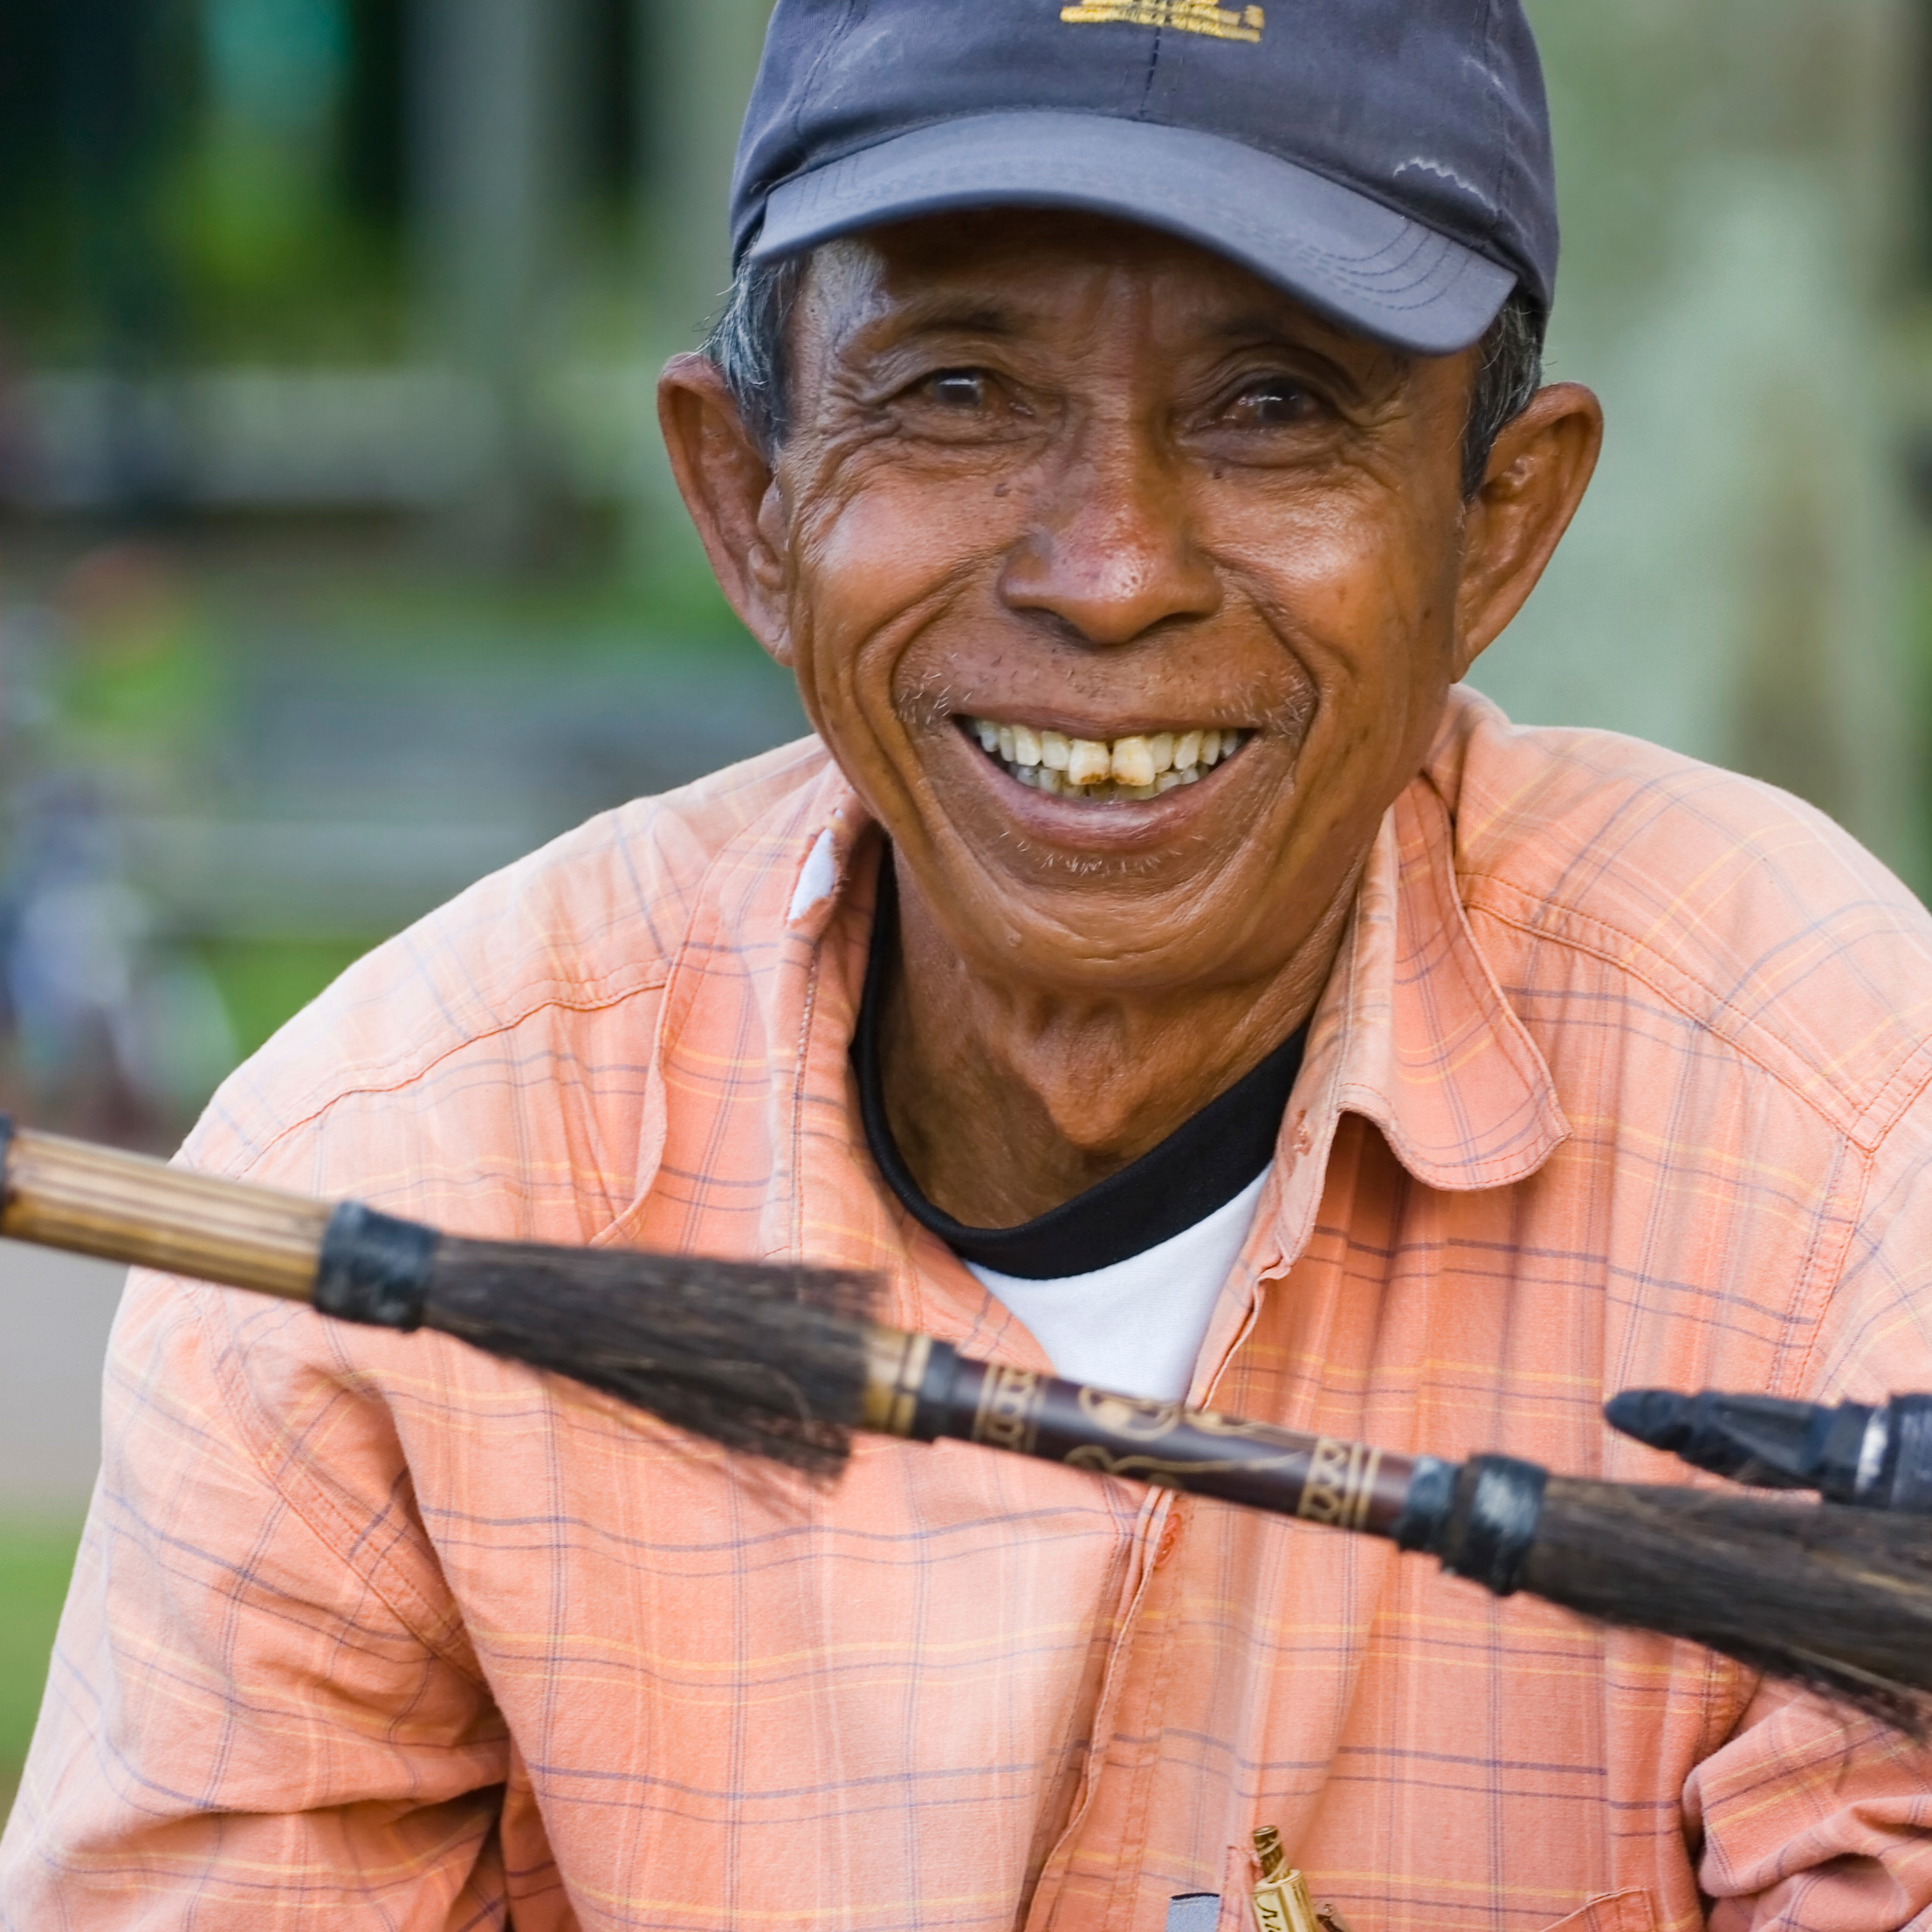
left=1250, top=1829, right=1351, bottom=1932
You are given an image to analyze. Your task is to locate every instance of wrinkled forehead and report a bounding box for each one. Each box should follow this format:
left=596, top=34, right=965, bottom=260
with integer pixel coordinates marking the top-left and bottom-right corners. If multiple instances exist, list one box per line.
left=794, top=210, right=1420, bottom=381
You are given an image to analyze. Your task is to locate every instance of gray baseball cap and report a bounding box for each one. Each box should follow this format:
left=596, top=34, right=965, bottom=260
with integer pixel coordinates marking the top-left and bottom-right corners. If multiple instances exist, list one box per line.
left=730, top=0, right=1557, bottom=356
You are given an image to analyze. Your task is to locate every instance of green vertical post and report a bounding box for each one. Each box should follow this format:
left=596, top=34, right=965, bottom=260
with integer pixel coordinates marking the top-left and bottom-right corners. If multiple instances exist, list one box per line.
left=410, top=0, right=582, bottom=561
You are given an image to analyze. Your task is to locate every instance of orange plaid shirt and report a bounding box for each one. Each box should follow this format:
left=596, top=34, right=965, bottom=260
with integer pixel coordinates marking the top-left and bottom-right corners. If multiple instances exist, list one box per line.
left=5, top=688, right=1932, bottom=1932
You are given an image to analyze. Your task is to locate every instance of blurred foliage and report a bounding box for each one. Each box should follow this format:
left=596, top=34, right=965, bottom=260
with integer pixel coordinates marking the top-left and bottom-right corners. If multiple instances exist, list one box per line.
left=195, top=933, right=377, bottom=1057
left=0, top=0, right=645, bottom=366
left=47, top=546, right=229, bottom=770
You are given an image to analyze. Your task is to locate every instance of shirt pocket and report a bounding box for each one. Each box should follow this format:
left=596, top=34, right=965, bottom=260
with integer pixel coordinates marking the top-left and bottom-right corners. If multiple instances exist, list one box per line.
left=1205, top=1865, right=1654, bottom=1932
left=1536, top=1891, right=1656, bottom=1932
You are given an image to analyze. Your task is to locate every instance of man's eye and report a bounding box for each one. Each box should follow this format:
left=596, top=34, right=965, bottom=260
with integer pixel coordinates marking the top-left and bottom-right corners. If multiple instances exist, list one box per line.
left=921, top=369, right=989, bottom=409
left=1227, top=380, right=1321, bottom=427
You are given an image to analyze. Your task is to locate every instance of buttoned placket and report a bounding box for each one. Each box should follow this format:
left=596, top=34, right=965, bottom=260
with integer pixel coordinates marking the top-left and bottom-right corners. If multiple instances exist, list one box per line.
left=1011, top=900, right=1383, bottom=1930
left=1018, top=787, right=1567, bottom=1929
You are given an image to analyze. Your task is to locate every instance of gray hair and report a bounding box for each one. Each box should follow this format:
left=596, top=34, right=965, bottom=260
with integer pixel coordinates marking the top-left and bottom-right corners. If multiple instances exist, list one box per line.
left=702, top=253, right=808, bottom=457
left=1460, top=288, right=1546, bottom=496
left=703, top=251, right=1544, bottom=498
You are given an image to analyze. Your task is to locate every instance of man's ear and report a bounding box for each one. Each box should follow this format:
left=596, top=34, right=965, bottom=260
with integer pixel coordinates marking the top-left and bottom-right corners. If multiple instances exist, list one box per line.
left=1452, top=381, right=1604, bottom=678
left=657, top=353, right=794, bottom=664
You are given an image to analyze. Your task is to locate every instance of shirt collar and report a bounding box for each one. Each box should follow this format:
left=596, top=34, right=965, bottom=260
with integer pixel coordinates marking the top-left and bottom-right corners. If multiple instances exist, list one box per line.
left=1301, top=768, right=1571, bottom=1199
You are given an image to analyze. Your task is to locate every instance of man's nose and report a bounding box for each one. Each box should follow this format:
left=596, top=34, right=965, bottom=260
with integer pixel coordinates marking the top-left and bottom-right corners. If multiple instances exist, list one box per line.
left=999, top=423, right=1220, bottom=645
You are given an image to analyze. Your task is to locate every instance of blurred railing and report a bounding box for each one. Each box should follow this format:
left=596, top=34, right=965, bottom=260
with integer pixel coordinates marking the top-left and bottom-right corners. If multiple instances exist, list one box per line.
left=0, top=362, right=663, bottom=515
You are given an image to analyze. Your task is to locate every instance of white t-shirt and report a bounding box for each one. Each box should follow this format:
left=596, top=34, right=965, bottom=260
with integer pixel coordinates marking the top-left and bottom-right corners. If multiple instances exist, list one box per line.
left=965, top=1170, right=1269, bottom=1401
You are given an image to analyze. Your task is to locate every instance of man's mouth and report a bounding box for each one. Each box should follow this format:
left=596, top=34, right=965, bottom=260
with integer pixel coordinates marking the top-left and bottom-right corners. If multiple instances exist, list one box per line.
left=961, top=716, right=1251, bottom=801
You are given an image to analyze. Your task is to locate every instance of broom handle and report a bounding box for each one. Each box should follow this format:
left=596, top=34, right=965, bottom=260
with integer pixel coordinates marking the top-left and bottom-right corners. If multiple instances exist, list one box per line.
left=0, top=1132, right=1919, bottom=1724
left=0, top=1115, right=1481, bottom=1570
left=0, top=1119, right=330, bottom=1300
left=860, top=1326, right=1452, bottom=1544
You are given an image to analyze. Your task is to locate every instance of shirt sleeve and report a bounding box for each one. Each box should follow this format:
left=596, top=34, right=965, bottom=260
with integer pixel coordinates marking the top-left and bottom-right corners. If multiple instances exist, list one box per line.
left=1684, top=1686, right=1932, bottom=1932
left=0, top=1269, right=514, bottom=1930
left=1681, top=1096, right=1932, bottom=1932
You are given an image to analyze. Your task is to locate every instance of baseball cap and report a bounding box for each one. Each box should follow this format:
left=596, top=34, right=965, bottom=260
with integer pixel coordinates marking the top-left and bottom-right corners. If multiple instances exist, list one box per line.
left=730, top=0, right=1557, bottom=356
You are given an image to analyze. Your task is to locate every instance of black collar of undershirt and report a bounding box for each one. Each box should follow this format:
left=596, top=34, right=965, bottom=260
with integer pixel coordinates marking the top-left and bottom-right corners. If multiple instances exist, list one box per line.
left=851, top=853, right=1306, bottom=1281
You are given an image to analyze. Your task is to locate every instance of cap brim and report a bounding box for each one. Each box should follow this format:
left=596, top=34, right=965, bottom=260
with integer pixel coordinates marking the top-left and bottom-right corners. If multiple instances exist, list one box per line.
left=751, top=111, right=1515, bottom=356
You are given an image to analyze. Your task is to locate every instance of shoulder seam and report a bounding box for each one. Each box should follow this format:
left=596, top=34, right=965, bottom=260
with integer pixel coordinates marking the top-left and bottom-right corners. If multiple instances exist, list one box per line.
left=1867, top=1055, right=1932, bottom=1162
left=1774, top=1134, right=1873, bottom=1403
left=212, top=742, right=833, bottom=1168
left=210, top=743, right=838, bottom=1181
left=220, top=966, right=672, bottom=1187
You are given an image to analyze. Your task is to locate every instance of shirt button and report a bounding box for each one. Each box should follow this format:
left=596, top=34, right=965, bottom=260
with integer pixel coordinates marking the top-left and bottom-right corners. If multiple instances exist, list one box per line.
left=1291, top=1112, right=1313, bottom=1154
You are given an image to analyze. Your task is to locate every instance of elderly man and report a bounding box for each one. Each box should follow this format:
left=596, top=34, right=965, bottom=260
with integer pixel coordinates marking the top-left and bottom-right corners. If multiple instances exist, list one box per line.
left=7, top=1, right=1932, bottom=1928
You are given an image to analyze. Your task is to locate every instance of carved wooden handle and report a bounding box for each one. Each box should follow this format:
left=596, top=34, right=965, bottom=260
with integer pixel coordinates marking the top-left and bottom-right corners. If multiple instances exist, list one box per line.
left=863, top=1328, right=1436, bottom=1537
left=0, top=1123, right=328, bottom=1300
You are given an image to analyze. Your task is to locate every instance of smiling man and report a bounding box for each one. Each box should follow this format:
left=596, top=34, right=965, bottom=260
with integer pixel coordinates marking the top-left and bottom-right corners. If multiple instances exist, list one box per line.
left=663, top=205, right=1595, bottom=1406
left=8, top=2, right=1932, bottom=1929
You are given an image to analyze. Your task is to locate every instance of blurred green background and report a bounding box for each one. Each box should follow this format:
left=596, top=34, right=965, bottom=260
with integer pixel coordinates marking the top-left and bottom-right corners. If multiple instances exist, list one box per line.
left=3, top=0, right=1932, bottom=1827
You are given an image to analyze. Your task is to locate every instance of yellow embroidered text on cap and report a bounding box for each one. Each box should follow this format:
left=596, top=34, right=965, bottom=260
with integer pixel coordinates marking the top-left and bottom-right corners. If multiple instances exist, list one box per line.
left=1060, top=1, right=1264, bottom=44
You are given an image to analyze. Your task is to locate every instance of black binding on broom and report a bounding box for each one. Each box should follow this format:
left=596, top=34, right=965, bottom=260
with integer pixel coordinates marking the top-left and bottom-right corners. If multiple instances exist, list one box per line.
left=1372, top=1449, right=1932, bottom=1730
left=1385, top=1444, right=1932, bottom=1731
left=1610, top=1387, right=1932, bottom=1516
left=1434, top=1455, right=1548, bottom=1597
left=1390, top=1455, right=1458, bottom=1553
left=313, top=1204, right=438, bottom=1331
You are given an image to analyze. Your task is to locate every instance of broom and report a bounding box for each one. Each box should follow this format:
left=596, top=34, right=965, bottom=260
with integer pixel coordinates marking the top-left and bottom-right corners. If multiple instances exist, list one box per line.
left=5, top=1115, right=1931, bottom=1731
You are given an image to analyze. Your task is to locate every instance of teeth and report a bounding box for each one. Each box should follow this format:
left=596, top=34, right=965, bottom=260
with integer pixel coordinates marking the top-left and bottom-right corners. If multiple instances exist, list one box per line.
left=1067, top=739, right=1111, bottom=787
left=1111, top=736, right=1156, bottom=787
left=963, top=717, right=1245, bottom=801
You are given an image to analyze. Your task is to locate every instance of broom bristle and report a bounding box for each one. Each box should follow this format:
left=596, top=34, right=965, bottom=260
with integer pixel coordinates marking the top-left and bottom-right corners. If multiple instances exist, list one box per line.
left=421, top=1237, right=880, bottom=1475
left=1527, top=1479, right=1932, bottom=1734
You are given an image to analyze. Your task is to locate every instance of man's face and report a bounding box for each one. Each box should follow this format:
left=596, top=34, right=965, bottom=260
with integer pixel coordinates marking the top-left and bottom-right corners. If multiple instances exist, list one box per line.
left=712, top=213, right=1523, bottom=997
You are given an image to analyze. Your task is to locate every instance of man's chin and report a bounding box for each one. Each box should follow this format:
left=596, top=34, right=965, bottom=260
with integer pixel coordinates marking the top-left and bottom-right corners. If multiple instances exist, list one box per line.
left=896, top=802, right=1284, bottom=987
